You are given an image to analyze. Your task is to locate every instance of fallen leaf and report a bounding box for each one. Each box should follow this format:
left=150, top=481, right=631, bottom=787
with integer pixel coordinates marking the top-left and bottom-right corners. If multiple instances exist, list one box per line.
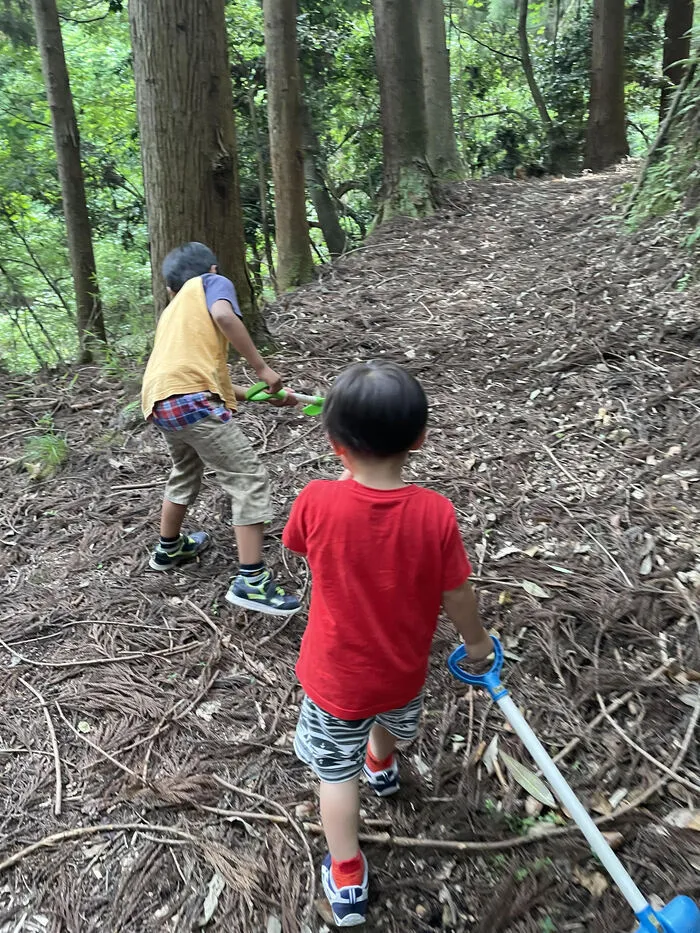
left=77, top=721, right=91, bottom=734
left=664, top=809, right=700, bottom=831
left=525, top=796, right=543, bottom=817
left=679, top=690, right=700, bottom=709
left=608, top=787, right=628, bottom=810
left=493, top=546, right=521, bottom=560
left=549, top=565, right=574, bottom=574
left=315, top=898, right=336, bottom=925
left=198, top=872, right=225, bottom=927
left=572, top=865, right=609, bottom=897
left=500, top=752, right=557, bottom=807
left=482, top=735, right=499, bottom=776
left=639, top=554, right=653, bottom=576
left=295, top=801, right=315, bottom=820
left=521, top=580, right=552, bottom=599
left=267, top=918, right=282, bottom=933
left=602, top=831, right=624, bottom=850
left=498, top=590, right=512, bottom=606
left=412, top=754, right=431, bottom=778
left=195, top=700, right=221, bottom=722
left=451, top=734, right=465, bottom=754
left=523, top=545, right=540, bottom=557
left=590, top=792, right=612, bottom=816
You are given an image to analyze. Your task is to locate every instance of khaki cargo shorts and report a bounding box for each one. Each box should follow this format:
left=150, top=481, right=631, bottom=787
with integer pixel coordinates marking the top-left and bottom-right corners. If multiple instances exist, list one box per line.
left=160, top=415, right=272, bottom=526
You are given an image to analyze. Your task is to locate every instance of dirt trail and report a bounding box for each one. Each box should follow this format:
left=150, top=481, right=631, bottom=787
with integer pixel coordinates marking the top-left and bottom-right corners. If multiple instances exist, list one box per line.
left=1, top=165, right=699, bottom=932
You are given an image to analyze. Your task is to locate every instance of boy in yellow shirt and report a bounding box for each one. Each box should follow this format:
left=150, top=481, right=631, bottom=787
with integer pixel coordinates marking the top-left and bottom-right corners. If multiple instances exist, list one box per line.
left=141, top=242, right=300, bottom=617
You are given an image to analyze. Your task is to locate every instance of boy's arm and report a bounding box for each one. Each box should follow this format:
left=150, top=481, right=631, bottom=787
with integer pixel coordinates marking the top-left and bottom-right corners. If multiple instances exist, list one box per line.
left=442, top=581, right=493, bottom=660
left=231, top=383, right=297, bottom=407
left=210, top=300, right=281, bottom=393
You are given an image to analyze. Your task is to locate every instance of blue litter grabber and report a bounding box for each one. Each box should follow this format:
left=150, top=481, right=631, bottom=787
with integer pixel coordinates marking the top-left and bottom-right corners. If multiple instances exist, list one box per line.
left=448, top=637, right=700, bottom=933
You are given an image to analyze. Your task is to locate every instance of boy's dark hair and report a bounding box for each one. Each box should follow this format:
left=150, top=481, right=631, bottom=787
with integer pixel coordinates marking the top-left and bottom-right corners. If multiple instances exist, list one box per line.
left=324, top=360, right=428, bottom=457
left=162, top=242, right=218, bottom=293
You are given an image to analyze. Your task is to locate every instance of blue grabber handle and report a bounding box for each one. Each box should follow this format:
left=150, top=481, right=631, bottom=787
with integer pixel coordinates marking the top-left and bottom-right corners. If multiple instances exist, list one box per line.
left=448, top=635, right=700, bottom=933
left=447, top=635, right=508, bottom=702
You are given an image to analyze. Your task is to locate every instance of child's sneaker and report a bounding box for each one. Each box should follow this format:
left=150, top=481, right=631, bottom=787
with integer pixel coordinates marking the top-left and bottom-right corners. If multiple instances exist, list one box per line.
left=321, top=852, right=368, bottom=927
left=363, top=755, right=400, bottom=797
left=149, top=532, right=210, bottom=570
left=225, top=569, right=300, bottom=617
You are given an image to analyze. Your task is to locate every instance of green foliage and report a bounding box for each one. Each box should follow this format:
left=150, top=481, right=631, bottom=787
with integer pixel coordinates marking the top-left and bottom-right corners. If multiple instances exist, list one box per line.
left=23, top=430, right=69, bottom=480
left=628, top=60, right=700, bottom=237
left=0, top=0, right=681, bottom=373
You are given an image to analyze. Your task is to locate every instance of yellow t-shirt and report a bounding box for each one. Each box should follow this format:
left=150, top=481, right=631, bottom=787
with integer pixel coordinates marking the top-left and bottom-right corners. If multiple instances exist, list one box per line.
left=141, top=276, right=237, bottom=418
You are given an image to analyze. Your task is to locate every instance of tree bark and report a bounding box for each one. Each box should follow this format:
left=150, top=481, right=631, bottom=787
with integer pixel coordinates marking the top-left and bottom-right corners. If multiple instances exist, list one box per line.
left=246, top=86, right=276, bottom=287
left=300, top=100, right=347, bottom=258
left=263, top=0, right=314, bottom=292
left=583, top=0, right=629, bottom=171
left=416, top=0, right=461, bottom=179
left=128, top=0, right=257, bottom=332
left=30, top=0, right=106, bottom=362
left=659, top=0, right=694, bottom=120
left=372, top=0, right=436, bottom=223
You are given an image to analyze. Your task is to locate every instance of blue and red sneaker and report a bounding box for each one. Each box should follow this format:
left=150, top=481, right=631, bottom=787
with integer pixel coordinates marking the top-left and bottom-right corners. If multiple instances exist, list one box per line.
left=321, top=852, right=369, bottom=927
left=363, top=754, right=400, bottom=797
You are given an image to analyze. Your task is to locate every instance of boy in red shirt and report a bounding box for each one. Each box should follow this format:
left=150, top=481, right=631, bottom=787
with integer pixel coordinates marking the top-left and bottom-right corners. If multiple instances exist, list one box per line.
left=283, top=361, right=492, bottom=927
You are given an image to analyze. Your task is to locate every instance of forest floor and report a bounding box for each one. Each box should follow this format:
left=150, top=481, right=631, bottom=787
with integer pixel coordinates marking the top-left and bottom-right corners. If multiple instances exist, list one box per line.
left=1, top=164, right=699, bottom=933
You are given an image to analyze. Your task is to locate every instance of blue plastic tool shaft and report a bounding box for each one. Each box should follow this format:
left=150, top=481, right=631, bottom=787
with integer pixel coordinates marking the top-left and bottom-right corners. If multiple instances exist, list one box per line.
left=495, top=693, right=649, bottom=915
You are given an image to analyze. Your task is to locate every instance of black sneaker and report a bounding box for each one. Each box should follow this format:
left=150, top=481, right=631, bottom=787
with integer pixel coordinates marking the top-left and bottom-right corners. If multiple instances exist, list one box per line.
left=148, top=531, right=210, bottom=571
left=225, top=569, right=300, bottom=617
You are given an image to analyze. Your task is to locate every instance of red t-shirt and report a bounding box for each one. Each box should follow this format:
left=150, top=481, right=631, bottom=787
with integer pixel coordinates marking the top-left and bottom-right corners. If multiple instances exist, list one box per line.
left=282, top=479, right=472, bottom=719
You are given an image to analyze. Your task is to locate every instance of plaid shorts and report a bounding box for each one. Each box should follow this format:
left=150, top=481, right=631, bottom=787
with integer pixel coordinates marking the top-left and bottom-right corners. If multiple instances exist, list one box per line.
left=294, top=693, right=423, bottom=783
left=159, top=414, right=271, bottom=526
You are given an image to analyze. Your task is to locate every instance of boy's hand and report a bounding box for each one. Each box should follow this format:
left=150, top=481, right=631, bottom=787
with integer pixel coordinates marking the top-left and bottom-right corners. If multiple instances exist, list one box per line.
left=256, top=364, right=283, bottom=394
left=268, top=390, right=298, bottom=408
left=466, top=633, right=493, bottom=661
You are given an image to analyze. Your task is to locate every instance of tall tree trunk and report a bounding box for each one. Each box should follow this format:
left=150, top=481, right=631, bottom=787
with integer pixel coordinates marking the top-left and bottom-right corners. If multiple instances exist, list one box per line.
left=416, top=0, right=462, bottom=179
left=372, top=0, right=436, bottom=223
left=300, top=100, right=347, bottom=257
left=246, top=86, right=276, bottom=287
left=583, top=0, right=629, bottom=171
left=30, top=0, right=106, bottom=363
left=128, top=0, right=257, bottom=333
left=263, top=0, right=314, bottom=292
left=659, top=0, right=694, bottom=120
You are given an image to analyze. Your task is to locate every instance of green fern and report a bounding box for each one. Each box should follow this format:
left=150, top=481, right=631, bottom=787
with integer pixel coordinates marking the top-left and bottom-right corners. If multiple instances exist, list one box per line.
left=23, top=433, right=69, bottom=480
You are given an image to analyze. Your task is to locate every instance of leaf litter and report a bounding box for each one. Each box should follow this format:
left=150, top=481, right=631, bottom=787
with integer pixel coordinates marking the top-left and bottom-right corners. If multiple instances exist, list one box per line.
left=0, top=164, right=699, bottom=931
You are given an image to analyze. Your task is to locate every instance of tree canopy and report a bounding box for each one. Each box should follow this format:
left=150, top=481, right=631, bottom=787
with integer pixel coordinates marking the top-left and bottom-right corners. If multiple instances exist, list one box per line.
left=0, top=0, right=695, bottom=370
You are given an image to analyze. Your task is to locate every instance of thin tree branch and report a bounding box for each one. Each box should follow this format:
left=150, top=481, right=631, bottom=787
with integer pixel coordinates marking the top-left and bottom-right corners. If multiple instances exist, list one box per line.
left=449, top=14, right=521, bottom=62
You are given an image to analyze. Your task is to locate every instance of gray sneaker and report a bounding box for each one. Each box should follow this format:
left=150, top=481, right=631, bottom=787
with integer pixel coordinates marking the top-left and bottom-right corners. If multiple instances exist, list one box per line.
left=225, top=569, right=301, bottom=617
left=148, top=531, right=210, bottom=570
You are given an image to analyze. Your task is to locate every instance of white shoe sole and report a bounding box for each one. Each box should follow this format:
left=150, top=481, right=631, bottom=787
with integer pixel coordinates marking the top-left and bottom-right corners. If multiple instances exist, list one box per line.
left=321, top=884, right=366, bottom=927
left=225, top=591, right=301, bottom=617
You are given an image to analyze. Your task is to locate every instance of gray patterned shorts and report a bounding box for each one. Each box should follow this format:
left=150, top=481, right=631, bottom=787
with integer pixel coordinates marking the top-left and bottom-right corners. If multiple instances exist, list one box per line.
left=294, top=693, right=423, bottom=783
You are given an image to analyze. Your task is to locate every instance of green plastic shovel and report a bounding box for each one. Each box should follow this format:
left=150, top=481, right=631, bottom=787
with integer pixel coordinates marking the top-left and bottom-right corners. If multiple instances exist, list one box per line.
left=245, top=381, right=325, bottom=416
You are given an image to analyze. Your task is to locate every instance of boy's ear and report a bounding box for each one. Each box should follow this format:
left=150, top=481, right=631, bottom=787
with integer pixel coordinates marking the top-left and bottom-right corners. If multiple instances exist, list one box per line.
left=166, top=286, right=175, bottom=299
left=410, top=429, right=427, bottom=451
left=209, top=264, right=218, bottom=274
left=329, top=438, right=346, bottom=457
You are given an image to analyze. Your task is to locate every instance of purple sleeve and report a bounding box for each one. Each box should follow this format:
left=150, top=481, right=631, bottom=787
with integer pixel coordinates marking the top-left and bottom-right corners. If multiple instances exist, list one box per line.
left=201, top=273, right=242, bottom=318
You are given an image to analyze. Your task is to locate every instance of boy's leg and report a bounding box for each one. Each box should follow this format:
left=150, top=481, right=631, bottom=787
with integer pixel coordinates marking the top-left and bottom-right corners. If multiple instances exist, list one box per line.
left=320, top=778, right=361, bottom=863
left=161, top=500, right=188, bottom=538
left=364, top=694, right=424, bottom=797
left=367, top=724, right=398, bottom=764
left=294, top=697, right=370, bottom=924
left=150, top=431, right=209, bottom=571
left=185, top=416, right=299, bottom=615
left=233, top=521, right=264, bottom=564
